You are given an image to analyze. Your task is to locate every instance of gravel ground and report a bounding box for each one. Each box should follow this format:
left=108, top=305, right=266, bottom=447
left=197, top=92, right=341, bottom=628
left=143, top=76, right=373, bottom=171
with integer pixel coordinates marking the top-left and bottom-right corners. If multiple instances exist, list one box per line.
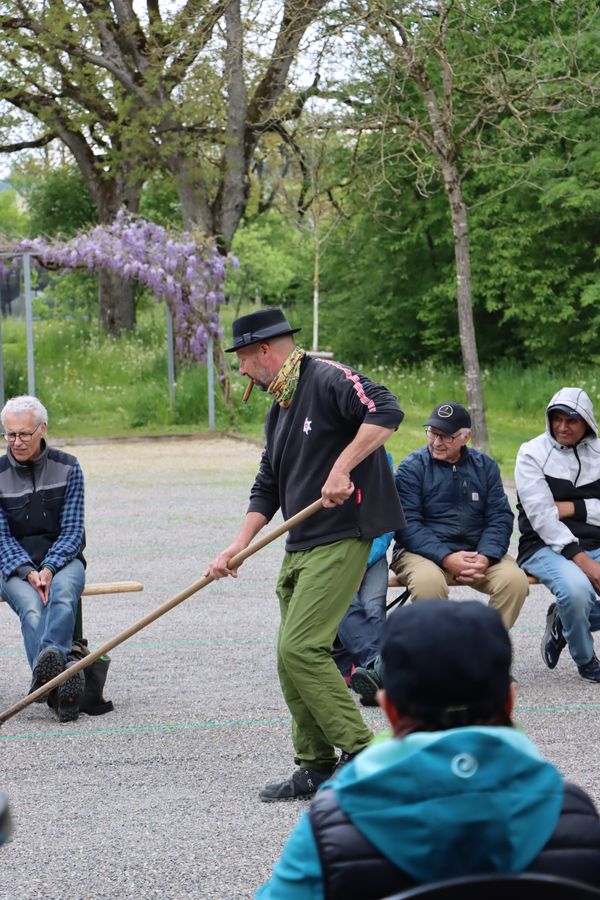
left=1, top=436, right=600, bottom=899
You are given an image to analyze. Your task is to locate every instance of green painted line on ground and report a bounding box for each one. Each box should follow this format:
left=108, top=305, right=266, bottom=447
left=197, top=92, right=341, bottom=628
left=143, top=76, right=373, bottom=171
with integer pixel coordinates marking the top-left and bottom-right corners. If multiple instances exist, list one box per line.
left=0, top=636, right=276, bottom=657
left=0, top=703, right=594, bottom=744
left=517, top=704, right=600, bottom=712
left=0, top=709, right=384, bottom=742
left=0, top=715, right=291, bottom=741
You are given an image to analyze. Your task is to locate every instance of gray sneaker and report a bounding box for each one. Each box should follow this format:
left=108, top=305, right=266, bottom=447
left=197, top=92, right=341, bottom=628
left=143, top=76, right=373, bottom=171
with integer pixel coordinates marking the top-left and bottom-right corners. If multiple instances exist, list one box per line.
left=259, top=766, right=334, bottom=802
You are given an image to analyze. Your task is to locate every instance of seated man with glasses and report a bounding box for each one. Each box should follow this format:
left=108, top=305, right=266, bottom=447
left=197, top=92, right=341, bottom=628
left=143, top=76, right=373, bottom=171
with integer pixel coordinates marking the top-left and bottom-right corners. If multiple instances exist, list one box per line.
left=352, top=402, right=528, bottom=703
left=0, top=395, right=86, bottom=722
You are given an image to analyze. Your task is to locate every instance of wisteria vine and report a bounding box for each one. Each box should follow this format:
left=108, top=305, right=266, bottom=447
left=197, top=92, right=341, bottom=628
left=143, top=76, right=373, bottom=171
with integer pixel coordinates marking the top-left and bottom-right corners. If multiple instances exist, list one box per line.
left=5, top=212, right=237, bottom=363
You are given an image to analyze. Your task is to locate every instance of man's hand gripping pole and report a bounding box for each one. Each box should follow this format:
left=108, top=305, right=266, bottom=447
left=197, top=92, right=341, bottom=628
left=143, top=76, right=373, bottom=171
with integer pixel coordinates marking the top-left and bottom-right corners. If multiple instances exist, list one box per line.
left=0, top=498, right=323, bottom=727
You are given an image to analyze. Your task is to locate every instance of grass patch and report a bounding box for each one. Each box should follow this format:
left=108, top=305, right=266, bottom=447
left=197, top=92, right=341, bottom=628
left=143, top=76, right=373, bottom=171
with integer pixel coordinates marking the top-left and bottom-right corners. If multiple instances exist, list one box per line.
left=2, top=311, right=597, bottom=477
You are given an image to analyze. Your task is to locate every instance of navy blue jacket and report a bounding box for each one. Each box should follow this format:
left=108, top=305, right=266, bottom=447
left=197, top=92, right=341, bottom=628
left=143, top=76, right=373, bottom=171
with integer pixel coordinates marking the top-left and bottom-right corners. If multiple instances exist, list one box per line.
left=393, top=445, right=513, bottom=566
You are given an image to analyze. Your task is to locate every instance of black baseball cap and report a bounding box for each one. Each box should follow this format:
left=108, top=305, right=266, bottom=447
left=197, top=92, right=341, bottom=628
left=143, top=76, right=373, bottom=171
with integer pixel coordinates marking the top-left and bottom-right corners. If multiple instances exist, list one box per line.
left=225, top=307, right=300, bottom=352
left=424, top=402, right=471, bottom=435
left=380, top=600, right=512, bottom=727
left=547, top=403, right=582, bottom=421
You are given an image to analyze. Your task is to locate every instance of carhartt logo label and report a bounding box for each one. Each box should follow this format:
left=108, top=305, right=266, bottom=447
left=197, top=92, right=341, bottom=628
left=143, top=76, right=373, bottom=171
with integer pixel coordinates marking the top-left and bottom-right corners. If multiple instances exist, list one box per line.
left=438, top=405, right=454, bottom=418
left=303, top=418, right=312, bottom=435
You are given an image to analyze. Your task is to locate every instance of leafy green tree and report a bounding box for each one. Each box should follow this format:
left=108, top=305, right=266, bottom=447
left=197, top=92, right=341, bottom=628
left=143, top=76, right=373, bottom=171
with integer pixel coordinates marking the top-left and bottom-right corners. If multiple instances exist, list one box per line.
left=26, top=165, right=97, bottom=238
left=323, top=0, right=597, bottom=448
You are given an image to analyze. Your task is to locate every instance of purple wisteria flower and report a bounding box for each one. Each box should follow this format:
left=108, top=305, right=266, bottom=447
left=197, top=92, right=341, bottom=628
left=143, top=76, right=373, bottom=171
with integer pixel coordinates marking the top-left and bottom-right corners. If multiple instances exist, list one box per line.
left=7, top=212, right=237, bottom=362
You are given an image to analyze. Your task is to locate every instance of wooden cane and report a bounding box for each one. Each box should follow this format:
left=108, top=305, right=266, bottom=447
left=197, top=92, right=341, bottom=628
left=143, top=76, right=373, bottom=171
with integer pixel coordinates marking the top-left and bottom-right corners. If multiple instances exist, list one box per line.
left=0, top=498, right=324, bottom=726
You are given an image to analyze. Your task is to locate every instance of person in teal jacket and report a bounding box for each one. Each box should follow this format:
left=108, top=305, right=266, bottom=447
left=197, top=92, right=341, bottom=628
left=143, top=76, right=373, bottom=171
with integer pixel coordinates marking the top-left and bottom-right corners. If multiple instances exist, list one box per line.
left=256, top=600, right=600, bottom=899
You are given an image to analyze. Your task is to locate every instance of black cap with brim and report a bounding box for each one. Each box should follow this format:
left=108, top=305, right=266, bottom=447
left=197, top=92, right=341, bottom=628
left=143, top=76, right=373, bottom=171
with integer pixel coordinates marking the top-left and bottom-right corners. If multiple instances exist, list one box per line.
left=225, top=307, right=300, bottom=352
left=548, top=404, right=583, bottom=421
left=380, top=600, right=512, bottom=726
left=424, top=402, right=471, bottom=435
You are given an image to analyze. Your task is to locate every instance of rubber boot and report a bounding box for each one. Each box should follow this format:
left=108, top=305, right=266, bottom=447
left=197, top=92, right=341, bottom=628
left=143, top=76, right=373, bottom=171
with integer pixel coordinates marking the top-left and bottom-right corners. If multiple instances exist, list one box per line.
left=80, top=655, right=113, bottom=716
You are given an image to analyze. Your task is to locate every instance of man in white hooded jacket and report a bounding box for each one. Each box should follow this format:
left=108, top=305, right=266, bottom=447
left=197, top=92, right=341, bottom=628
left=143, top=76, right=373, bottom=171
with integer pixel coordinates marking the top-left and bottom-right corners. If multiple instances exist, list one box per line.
left=515, top=387, right=600, bottom=682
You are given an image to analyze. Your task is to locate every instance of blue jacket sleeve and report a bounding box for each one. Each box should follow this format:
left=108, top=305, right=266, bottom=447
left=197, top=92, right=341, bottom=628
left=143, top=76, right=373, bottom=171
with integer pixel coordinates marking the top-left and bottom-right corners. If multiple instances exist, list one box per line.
left=475, top=458, right=514, bottom=561
left=394, top=453, right=454, bottom=566
left=255, top=812, right=324, bottom=900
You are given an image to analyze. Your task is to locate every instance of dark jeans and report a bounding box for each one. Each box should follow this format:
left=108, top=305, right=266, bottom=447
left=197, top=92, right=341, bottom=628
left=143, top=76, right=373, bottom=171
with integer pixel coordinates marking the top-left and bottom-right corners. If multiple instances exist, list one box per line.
left=333, top=557, right=388, bottom=677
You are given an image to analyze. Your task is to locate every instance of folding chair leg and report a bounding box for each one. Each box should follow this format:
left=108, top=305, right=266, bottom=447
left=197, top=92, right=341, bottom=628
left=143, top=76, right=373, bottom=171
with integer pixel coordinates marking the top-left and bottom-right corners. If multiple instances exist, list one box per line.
left=386, top=587, right=411, bottom=613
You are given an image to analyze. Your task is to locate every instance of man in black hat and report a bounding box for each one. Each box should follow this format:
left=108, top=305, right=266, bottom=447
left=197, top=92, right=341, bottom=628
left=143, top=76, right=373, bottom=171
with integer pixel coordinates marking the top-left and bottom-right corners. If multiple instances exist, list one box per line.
left=515, top=387, right=600, bottom=682
left=256, top=600, right=600, bottom=899
left=351, top=401, right=527, bottom=704
left=205, top=307, right=405, bottom=801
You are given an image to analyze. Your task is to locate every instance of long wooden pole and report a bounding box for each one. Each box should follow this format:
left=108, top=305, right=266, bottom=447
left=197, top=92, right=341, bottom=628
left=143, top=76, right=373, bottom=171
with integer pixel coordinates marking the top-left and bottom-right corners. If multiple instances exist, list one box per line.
left=0, top=498, right=323, bottom=726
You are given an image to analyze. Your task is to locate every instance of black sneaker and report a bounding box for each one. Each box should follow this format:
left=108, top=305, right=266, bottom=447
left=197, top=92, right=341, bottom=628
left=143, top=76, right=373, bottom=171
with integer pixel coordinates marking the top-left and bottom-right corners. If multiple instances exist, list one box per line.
left=336, top=750, right=357, bottom=770
left=541, top=603, right=566, bottom=669
left=350, top=666, right=382, bottom=706
left=259, top=766, right=334, bottom=802
left=578, top=653, right=600, bottom=683
left=29, top=647, right=65, bottom=700
left=56, top=661, right=85, bottom=723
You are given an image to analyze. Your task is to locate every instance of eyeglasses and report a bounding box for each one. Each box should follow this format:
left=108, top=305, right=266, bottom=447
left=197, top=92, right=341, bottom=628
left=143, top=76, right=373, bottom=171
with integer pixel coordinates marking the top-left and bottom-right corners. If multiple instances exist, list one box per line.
left=2, top=424, right=41, bottom=443
left=425, top=426, right=461, bottom=444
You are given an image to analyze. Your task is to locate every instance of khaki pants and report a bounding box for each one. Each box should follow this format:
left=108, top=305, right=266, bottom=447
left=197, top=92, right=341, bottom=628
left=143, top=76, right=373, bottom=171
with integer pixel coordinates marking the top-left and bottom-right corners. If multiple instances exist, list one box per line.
left=391, top=550, right=528, bottom=629
left=276, top=538, right=373, bottom=771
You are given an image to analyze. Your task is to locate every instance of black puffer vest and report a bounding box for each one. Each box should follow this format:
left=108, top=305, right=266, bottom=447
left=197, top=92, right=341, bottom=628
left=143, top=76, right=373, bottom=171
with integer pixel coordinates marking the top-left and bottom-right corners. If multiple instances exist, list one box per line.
left=309, top=782, right=600, bottom=900
left=0, top=444, right=85, bottom=567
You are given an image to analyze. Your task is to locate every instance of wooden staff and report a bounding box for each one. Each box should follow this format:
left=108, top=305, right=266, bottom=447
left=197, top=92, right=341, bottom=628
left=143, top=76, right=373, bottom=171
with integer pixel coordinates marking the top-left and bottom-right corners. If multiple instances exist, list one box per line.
left=0, top=498, right=324, bottom=726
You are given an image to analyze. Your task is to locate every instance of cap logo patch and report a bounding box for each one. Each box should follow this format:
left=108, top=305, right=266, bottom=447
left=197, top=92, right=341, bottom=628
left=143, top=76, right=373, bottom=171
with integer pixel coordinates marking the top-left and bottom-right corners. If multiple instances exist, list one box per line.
left=438, top=404, right=454, bottom=418
left=451, top=752, right=478, bottom=779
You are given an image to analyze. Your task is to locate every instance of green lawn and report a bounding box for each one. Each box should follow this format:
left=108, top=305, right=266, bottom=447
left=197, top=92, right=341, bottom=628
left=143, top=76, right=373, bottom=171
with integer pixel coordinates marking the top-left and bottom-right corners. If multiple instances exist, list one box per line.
left=2, top=311, right=596, bottom=478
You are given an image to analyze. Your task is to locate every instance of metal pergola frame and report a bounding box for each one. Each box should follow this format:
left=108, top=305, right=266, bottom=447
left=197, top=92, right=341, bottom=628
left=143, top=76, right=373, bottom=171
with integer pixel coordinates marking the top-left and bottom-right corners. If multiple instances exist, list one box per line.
left=0, top=251, right=216, bottom=429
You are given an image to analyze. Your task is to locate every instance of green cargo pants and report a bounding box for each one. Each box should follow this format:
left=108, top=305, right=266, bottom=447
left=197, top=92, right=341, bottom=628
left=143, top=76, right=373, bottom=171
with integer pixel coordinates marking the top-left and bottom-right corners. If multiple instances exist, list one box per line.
left=276, top=537, right=374, bottom=771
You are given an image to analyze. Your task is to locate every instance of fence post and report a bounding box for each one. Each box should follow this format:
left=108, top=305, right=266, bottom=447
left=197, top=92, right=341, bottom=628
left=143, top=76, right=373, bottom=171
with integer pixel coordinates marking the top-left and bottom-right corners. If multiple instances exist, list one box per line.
left=23, top=253, right=35, bottom=396
left=207, top=334, right=215, bottom=432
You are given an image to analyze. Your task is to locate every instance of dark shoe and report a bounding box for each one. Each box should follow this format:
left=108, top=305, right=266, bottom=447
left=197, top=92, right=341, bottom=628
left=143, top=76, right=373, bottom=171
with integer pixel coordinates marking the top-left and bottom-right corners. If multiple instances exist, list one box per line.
left=336, top=749, right=363, bottom=772
left=0, top=792, right=11, bottom=845
left=350, top=666, right=382, bottom=706
left=29, top=647, right=65, bottom=700
left=259, top=766, right=334, bottom=802
left=578, top=653, right=600, bottom=683
left=80, top=655, right=114, bottom=716
left=56, top=661, right=85, bottom=723
left=541, top=603, right=566, bottom=669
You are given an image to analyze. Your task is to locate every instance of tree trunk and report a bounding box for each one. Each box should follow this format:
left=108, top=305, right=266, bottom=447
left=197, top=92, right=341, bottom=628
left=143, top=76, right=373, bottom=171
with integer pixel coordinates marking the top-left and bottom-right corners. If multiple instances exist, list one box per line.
left=442, top=164, right=490, bottom=452
left=98, top=268, right=136, bottom=334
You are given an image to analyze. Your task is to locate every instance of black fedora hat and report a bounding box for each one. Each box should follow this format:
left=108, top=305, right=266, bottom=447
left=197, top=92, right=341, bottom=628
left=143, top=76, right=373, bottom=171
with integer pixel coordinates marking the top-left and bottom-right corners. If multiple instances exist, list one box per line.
left=225, top=307, right=300, bottom=353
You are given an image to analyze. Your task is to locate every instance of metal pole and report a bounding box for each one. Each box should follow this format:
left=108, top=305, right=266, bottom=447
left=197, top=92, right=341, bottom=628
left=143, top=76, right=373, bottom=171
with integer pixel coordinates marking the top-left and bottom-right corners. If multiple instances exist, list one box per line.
left=23, top=253, right=35, bottom=395
left=207, top=333, right=215, bottom=432
left=0, top=313, right=4, bottom=407
left=166, top=305, right=176, bottom=406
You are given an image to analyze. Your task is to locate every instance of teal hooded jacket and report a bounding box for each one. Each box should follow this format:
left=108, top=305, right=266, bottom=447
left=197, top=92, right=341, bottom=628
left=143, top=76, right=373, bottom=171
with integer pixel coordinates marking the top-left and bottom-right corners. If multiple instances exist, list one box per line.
left=256, top=727, right=563, bottom=900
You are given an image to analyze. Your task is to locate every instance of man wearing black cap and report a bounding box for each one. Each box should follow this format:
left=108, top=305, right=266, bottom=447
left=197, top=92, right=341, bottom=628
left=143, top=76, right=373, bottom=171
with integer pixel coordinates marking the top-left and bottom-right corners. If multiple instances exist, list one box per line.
left=389, top=401, right=527, bottom=626
left=352, top=401, right=526, bottom=704
left=516, top=387, right=600, bottom=682
left=205, top=307, right=405, bottom=801
left=256, top=601, right=600, bottom=899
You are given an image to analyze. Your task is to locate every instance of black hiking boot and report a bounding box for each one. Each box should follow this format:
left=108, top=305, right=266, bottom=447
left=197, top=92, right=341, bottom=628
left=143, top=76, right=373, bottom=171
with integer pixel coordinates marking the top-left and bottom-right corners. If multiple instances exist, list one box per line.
left=259, top=766, right=334, bottom=802
left=29, top=647, right=65, bottom=701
